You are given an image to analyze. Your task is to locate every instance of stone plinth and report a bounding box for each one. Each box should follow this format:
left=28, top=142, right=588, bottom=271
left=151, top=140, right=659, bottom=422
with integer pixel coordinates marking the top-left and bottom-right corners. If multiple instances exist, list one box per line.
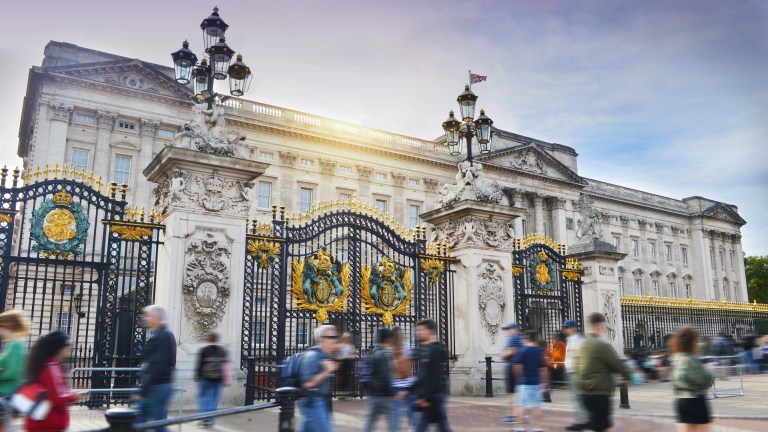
left=143, top=146, right=268, bottom=405
left=422, top=199, right=524, bottom=396
left=568, top=238, right=628, bottom=354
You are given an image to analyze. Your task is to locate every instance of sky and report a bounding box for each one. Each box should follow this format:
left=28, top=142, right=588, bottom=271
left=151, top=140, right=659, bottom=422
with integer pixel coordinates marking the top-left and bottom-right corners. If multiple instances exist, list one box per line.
left=1, top=0, right=766, bottom=255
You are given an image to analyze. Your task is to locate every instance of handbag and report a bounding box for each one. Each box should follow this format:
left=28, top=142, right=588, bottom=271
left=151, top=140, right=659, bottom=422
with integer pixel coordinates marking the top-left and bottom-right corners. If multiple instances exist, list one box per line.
left=10, top=382, right=51, bottom=420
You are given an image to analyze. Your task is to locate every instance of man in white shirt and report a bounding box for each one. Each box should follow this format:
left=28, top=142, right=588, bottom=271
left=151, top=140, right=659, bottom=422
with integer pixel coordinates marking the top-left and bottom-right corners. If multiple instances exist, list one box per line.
left=563, top=319, right=588, bottom=431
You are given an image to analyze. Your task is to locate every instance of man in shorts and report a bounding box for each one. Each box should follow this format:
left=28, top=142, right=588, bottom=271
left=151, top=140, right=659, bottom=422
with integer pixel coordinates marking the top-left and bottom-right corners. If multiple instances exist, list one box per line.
left=500, top=323, right=522, bottom=424
left=575, top=313, right=631, bottom=432
left=512, top=330, right=547, bottom=432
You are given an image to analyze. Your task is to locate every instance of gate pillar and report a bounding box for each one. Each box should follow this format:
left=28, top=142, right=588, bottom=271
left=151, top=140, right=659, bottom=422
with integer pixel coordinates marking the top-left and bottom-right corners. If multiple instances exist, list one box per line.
left=144, top=145, right=267, bottom=403
left=422, top=199, right=525, bottom=396
left=568, top=238, right=627, bottom=354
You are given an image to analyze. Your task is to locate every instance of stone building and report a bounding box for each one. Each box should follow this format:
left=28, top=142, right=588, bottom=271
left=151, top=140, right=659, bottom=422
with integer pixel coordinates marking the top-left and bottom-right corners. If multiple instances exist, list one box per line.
left=18, top=41, right=747, bottom=305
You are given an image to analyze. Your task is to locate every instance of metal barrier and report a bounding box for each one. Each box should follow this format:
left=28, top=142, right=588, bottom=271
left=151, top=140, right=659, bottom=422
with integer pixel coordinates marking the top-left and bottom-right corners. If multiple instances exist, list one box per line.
left=700, top=355, right=745, bottom=399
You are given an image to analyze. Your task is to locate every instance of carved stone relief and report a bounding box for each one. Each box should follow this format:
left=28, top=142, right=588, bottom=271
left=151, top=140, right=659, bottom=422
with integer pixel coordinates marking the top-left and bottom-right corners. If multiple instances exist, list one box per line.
left=357, top=166, right=374, bottom=180
left=183, top=231, right=231, bottom=339
left=279, top=151, right=298, bottom=167
left=430, top=216, right=515, bottom=249
left=478, top=262, right=505, bottom=343
left=319, top=159, right=337, bottom=174
left=437, top=162, right=505, bottom=208
left=509, top=148, right=547, bottom=174
left=565, top=218, right=574, bottom=230
left=152, top=168, right=253, bottom=215
left=96, top=111, right=118, bottom=131
left=172, top=104, right=246, bottom=157
left=602, top=290, right=617, bottom=341
left=423, top=178, right=439, bottom=192
left=582, top=266, right=593, bottom=277
left=139, top=119, right=160, bottom=137
left=48, top=102, right=73, bottom=123
left=575, top=195, right=603, bottom=240
left=599, top=266, right=614, bottom=276
left=391, top=172, right=407, bottom=186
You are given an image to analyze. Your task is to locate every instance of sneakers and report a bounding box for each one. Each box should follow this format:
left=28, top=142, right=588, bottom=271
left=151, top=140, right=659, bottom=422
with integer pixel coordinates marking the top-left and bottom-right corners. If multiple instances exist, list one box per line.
left=565, top=424, right=586, bottom=431
left=501, top=415, right=518, bottom=424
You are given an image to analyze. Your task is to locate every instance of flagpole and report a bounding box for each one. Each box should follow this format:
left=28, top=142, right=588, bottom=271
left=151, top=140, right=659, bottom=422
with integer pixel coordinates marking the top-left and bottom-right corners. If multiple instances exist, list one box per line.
left=468, top=69, right=472, bottom=89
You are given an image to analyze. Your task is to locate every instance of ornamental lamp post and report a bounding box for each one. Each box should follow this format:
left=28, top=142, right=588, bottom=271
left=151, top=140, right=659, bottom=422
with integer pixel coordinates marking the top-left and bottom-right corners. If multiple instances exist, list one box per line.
left=170, top=7, right=253, bottom=108
left=441, top=85, right=494, bottom=164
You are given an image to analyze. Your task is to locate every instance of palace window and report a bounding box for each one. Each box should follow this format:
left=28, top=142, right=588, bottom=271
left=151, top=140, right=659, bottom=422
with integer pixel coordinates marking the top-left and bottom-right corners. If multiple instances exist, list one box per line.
left=719, top=250, right=725, bottom=269
left=652, top=280, right=660, bottom=297
left=56, top=312, right=71, bottom=335
left=734, top=283, right=740, bottom=301
left=648, top=242, right=656, bottom=259
left=612, top=235, right=620, bottom=250
left=339, top=193, right=351, bottom=202
left=258, top=181, right=272, bottom=209
left=113, top=155, right=132, bottom=185
left=685, top=283, right=691, bottom=299
left=681, top=247, right=689, bottom=266
left=729, top=251, right=735, bottom=270
left=74, top=113, right=95, bottom=124
left=117, top=121, right=136, bottom=131
left=258, top=152, right=274, bottom=161
left=300, top=158, right=314, bottom=168
left=634, top=279, right=642, bottom=296
left=710, top=248, right=715, bottom=268
left=618, top=277, right=624, bottom=295
left=374, top=172, right=387, bottom=181
left=631, top=239, right=639, bottom=258
left=668, top=282, right=676, bottom=298
left=407, top=179, right=420, bottom=187
left=338, top=165, right=353, bottom=175
left=522, top=220, right=528, bottom=237
left=375, top=199, right=387, bottom=213
left=409, top=204, right=420, bottom=229
left=156, top=129, right=175, bottom=139
left=665, top=245, right=673, bottom=264
left=296, top=321, right=309, bottom=346
left=299, top=188, right=313, bottom=212
left=70, top=148, right=90, bottom=172
left=253, top=322, right=266, bottom=346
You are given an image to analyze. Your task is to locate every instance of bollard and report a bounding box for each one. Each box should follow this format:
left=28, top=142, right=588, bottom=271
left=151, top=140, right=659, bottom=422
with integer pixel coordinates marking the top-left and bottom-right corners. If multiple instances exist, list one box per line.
left=484, top=356, right=494, bottom=398
left=245, top=356, right=256, bottom=405
left=104, top=407, right=138, bottom=432
left=619, top=383, right=630, bottom=409
left=276, top=386, right=302, bottom=432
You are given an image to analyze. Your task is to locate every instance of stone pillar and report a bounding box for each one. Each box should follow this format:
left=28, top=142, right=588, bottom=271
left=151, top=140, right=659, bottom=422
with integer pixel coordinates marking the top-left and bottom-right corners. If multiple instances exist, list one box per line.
left=319, top=159, right=337, bottom=202
left=512, top=189, right=525, bottom=237
left=144, top=146, right=268, bottom=404
left=94, top=111, right=118, bottom=182
left=569, top=239, right=628, bottom=354
left=44, top=102, right=73, bottom=164
left=356, top=166, right=373, bottom=201
left=391, top=172, right=407, bottom=221
left=550, top=197, right=568, bottom=245
left=533, top=194, right=545, bottom=234
left=422, top=200, right=525, bottom=396
left=137, top=119, right=160, bottom=208
left=711, top=231, right=723, bottom=299
left=423, top=178, right=439, bottom=210
left=733, top=235, right=747, bottom=300
left=278, top=151, right=297, bottom=210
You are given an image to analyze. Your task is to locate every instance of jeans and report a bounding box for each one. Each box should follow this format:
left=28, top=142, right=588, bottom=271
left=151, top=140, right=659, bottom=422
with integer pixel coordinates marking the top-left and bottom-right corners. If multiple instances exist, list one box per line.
left=365, top=395, right=397, bottom=432
left=137, top=382, right=174, bottom=432
left=198, top=380, right=223, bottom=423
left=740, top=350, right=758, bottom=374
left=415, top=393, right=450, bottom=432
left=567, top=372, right=588, bottom=423
left=392, top=390, right=417, bottom=430
left=298, top=396, right=334, bottom=432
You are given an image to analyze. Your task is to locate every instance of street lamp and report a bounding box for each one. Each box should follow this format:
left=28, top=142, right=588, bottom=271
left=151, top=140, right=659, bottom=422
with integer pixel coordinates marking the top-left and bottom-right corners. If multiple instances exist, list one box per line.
left=441, top=85, right=494, bottom=163
left=170, top=7, right=253, bottom=108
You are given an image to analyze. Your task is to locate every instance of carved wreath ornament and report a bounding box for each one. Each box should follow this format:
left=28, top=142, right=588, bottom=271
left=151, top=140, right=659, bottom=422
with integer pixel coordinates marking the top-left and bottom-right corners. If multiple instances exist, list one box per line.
left=30, top=191, right=90, bottom=259
left=362, top=257, right=412, bottom=325
left=183, top=237, right=231, bottom=338
left=292, top=248, right=350, bottom=322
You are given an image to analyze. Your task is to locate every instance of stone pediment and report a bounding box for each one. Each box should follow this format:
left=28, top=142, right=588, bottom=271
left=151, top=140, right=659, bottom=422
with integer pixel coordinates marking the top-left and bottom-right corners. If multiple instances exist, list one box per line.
left=481, top=144, right=585, bottom=184
left=45, top=60, right=191, bottom=100
left=702, top=203, right=746, bottom=225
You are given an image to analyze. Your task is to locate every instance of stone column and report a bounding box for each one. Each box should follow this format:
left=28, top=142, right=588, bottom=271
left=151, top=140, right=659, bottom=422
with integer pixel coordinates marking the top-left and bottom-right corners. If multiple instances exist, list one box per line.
left=319, top=159, right=337, bottom=202
left=422, top=200, right=525, bottom=396
left=356, top=166, right=373, bottom=202
left=278, top=151, right=297, bottom=210
left=550, top=197, right=568, bottom=245
left=391, top=172, right=407, bottom=222
left=533, top=194, right=545, bottom=234
left=137, top=119, right=160, bottom=208
left=144, top=146, right=268, bottom=404
left=43, top=102, right=73, bottom=165
left=711, top=231, right=723, bottom=299
left=569, top=239, right=628, bottom=353
left=423, top=178, right=439, bottom=210
left=733, top=235, right=747, bottom=300
left=94, top=111, right=118, bottom=183
left=512, top=189, right=525, bottom=237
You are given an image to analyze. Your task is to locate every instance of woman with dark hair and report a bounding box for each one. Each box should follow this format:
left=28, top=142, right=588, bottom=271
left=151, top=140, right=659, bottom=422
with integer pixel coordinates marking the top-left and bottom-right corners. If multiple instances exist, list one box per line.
left=670, top=326, right=713, bottom=432
left=25, top=330, right=80, bottom=431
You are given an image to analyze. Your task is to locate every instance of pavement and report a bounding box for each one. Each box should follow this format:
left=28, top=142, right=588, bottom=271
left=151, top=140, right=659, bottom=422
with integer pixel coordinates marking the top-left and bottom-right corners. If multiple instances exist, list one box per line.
left=67, top=374, right=768, bottom=431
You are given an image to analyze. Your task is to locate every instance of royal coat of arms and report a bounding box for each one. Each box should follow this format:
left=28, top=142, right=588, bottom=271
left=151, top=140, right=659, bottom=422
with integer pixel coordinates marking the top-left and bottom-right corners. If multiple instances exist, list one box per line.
left=362, top=257, right=412, bottom=325
left=30, top=190, right=90, bottom=258
left=529, top=250, right=557, bottom=294
left=291, top=248, right=350, bottom=322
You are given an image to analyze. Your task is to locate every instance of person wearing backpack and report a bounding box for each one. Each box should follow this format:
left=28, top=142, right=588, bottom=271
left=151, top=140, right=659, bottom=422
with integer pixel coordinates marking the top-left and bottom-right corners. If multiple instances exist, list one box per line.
left=363, top=328, right=401, bottom=431
left=298, top=324, right=338, bottom=432
left=195, top=331, right=227, bottom=428
left=670, top=326, right=714, bottom=431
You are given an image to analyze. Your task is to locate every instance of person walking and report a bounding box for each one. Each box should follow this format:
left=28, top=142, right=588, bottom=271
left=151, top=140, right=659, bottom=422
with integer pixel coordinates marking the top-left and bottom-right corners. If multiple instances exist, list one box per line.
left=574, top=312, right=631, bottom=432
left=500, top=323, right=522, bottom=424
left=0, top=310, right=30, bottom=430
left=670, top=326, right=714, bottom=432
left=298, top=324, right=338, bottom=432
left=563, top=319, right=588, bottom=431
left=413, top=319, right=451, bottom=432
left=136, top=305, right=176, bottom=432
left=24, top=331, right=80, bottom=432
left=364, top=328, right=400, bottom=431
left=512, top=330, right=548, bottom=432
left=335, top=332, right=358, bottom=395
left=195, top=331, right=227, bottom=428
left=391, top=326, right=417, bottom=432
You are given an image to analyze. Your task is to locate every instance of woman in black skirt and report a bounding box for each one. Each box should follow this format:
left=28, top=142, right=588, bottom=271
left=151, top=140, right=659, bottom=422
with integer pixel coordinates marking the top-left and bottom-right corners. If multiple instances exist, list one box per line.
left=670, top=326, right=714, bottom=431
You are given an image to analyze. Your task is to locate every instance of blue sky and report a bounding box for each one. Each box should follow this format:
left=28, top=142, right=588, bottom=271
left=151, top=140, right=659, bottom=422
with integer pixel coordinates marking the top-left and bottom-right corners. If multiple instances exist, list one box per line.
left=1, top=0, right=766, bottom=254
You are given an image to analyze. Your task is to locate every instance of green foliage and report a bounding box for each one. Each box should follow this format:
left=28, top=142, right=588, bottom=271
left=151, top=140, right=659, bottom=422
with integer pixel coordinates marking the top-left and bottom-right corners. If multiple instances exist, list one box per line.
left=745, top=255, right=768, bottom=304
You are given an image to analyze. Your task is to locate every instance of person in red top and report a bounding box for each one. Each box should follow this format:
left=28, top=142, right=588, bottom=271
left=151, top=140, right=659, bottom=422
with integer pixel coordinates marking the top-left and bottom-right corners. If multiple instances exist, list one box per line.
left=24, top=330, right=81, bottom=432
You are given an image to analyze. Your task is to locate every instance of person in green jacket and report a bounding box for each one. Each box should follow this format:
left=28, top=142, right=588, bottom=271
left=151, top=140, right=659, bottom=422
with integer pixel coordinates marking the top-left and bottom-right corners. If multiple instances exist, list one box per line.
left=0, top=310, right=30, bottom=428
left=670, top=326, right=714, bottom=431
left=574, top=312, right=631, bottom=432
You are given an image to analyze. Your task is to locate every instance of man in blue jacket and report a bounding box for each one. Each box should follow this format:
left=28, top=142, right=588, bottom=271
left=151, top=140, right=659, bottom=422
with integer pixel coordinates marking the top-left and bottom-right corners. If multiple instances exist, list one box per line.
left=136, top=305, right=177, bottom=431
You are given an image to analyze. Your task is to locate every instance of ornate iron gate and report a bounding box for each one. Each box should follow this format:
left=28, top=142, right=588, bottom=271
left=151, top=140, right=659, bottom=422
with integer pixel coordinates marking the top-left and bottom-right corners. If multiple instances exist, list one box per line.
left=242, top=200, right=454, bottom=400
left=0, top=166, right=163, bottom=396
left=512, top=235, right=583, bottom=343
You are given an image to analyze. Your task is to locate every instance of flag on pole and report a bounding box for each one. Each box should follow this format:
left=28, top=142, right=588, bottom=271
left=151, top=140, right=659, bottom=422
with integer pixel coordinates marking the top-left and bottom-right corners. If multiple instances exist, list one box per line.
left=470, top=73, right=487, bottom=84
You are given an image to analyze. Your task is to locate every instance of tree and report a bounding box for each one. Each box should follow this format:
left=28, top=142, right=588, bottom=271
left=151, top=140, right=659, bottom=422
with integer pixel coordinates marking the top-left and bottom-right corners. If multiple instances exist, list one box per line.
left=745, top=255, right=768, bottom=304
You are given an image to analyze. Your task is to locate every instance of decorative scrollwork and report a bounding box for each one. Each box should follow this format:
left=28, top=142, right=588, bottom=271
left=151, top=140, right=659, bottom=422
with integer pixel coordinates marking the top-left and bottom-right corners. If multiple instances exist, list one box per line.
left=109, top=225, right=153, bottom=240
left=291, top=248, right=350, bottom=322
left=420, top=258, right=445, bottom=285
left=247, top=239, right=280, bottom=269
left=30, top=192, right=90, bottom=258
left=362, top=257, right=412, bottom=325
left=0, top=214, right=11, bottom=224
left=529, top=250, right=556, bottom=293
